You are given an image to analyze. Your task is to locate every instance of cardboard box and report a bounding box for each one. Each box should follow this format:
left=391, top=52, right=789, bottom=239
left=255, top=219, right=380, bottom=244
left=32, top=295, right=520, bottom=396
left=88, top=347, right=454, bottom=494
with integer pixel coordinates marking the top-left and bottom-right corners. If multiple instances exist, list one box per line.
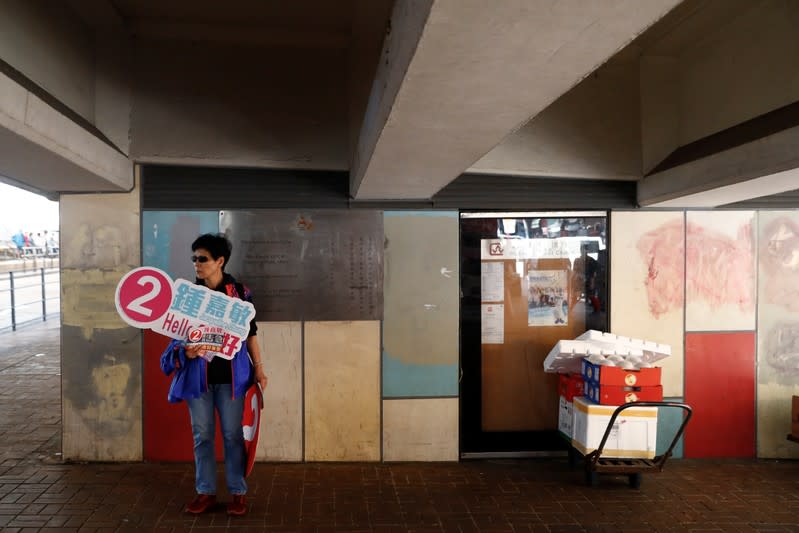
left=583, top=382, right=663, bottom=405
left=571, top=396, right=658, bottom=459
left=581, top=359, right=662, bottom=387
left=558, top=395, right=574, bottom=439
left=558, top=373, right=584, bottom=402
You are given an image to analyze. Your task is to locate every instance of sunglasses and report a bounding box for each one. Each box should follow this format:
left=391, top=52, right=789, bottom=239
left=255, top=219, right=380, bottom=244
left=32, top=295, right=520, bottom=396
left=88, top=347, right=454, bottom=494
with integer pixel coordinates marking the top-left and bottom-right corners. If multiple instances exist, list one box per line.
left=191, top=255, right=212, bottom=263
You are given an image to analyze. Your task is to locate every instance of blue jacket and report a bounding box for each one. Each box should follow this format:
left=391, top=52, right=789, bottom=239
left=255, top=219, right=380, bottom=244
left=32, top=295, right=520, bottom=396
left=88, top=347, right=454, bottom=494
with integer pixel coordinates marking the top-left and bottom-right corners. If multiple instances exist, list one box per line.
left=160, top=338, right=254, bottom=402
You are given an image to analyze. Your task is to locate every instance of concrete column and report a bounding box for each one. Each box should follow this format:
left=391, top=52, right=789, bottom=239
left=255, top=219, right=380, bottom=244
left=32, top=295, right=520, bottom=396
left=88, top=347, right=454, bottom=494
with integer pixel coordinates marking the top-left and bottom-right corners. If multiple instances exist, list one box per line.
left=60, top=172, right=141, bottom=461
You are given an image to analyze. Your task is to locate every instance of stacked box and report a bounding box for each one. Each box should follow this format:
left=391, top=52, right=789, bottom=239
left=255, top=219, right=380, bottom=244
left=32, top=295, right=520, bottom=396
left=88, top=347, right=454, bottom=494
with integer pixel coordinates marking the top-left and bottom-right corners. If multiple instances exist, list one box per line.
left=571, top=397, right=658, bottom=459
left=584, top=381, right=663, bottom=405
left=557, top=373, right=584, bottom=439
left=558, top=373, right=584, bottom=401
left=581, top=359, right=662, bottom=405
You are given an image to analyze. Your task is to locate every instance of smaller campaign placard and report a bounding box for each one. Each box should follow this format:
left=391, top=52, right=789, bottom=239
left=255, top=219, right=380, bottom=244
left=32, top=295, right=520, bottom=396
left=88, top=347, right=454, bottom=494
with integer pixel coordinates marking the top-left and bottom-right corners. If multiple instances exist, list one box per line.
left=115, top=267, right=255, bottom=360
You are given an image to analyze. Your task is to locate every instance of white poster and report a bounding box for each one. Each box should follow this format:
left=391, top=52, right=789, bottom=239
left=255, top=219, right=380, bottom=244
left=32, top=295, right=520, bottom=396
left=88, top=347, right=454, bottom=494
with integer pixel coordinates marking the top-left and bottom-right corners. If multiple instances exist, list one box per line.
left=481, top=261, right=504, bottom=302
left=527, top=270, right=569, bottom=326
left=481, top=304, right=504, bottom=344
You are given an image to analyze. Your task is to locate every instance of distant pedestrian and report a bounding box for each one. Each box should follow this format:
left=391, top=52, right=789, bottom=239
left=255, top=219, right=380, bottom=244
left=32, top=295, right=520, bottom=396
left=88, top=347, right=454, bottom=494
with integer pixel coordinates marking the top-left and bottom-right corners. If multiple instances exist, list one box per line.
left=12, top=230, right=24, bottom=258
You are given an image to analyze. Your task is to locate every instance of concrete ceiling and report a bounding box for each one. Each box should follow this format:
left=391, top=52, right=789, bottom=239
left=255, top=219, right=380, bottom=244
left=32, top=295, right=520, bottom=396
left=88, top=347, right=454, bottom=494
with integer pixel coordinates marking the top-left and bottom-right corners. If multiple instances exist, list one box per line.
left=3, top=0, right=795, bottom=207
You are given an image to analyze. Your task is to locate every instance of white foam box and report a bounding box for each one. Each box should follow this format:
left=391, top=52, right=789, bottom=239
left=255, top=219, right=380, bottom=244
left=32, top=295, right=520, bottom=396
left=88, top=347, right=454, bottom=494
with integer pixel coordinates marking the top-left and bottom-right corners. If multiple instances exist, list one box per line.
left=543, top=340, right=644, bottom=374
left=558, top=395, right=574, bottom=439
left=576, top=330, right=671, bottom=364
left=571, top=396, right=658, bottom=459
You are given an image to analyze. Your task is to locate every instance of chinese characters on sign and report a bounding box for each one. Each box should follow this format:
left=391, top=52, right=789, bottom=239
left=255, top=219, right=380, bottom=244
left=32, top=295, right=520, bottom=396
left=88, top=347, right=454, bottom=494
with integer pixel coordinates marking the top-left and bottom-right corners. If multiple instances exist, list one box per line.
left=115, top=267, right=254, bottom=360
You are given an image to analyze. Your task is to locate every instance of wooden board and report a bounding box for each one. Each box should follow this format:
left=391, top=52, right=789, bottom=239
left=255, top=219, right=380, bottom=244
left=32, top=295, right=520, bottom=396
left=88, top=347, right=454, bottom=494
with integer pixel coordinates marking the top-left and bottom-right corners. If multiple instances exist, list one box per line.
left=256, top=322, right=302, bottom=461
left=383, top=398, right=458, bottom=461
left=304, top=321, right=380, bottom=461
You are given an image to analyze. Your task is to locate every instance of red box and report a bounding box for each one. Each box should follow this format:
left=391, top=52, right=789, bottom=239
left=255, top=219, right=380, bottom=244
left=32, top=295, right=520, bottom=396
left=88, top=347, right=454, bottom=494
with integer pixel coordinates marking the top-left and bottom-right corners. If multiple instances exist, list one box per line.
left=558, top=373, right=584, bottom=402
left=581, top=359, right=661, bottom=387
left=584, top=382, right=663, bottom=405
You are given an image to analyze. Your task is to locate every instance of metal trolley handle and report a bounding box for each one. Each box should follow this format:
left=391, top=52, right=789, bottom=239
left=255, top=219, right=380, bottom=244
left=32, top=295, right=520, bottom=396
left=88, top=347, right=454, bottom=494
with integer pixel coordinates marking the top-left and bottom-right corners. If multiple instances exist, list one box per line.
left=588, top=401, right=693, bottom=471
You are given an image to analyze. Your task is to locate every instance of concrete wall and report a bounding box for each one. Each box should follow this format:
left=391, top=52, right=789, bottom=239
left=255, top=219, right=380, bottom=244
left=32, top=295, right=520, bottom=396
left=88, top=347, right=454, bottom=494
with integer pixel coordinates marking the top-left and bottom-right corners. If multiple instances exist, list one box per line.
left=130, top=41, right=349, bottom=170
left=471, top=55, right=642, bottom=180
left=676, top=0, right=799, bottom=146
left=0, top=0, right=95, bottom=122
left=60, top=177, right=141, bottom=461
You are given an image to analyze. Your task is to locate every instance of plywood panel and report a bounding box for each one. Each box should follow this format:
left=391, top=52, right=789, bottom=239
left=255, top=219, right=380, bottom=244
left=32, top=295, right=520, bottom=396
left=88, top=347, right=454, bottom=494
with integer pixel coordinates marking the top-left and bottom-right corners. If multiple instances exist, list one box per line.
left=684, top=332, right=755, bottom=458
left=304, top=321, right=380, bottom=461
left=256, top=322, right=302, bottom=462
left=685, top=211, right=755, bottom=331
left=757, top=211, right=799, bottom=457
left=610, top=211, right=684, bottom=397
left=383, top=398, right=458, bottom=461
left=383, top=211, right=459, bottom=397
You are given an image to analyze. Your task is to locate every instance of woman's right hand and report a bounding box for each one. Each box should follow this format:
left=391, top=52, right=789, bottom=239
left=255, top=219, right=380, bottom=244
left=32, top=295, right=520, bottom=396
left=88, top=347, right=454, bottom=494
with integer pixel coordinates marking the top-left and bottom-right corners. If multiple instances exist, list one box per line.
left=185, top=343, right=203, bottom=359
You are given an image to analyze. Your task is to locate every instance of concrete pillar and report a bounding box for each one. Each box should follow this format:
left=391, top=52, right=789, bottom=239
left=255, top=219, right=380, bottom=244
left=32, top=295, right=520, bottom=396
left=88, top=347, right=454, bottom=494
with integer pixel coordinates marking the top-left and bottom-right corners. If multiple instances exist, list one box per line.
left=60, top=172, right=141, bottom=461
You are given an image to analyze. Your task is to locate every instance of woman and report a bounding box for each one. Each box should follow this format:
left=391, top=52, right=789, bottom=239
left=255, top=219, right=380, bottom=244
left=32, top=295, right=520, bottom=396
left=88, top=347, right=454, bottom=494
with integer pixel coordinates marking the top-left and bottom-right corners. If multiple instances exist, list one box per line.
left=160, top=233, right=268, bottom=516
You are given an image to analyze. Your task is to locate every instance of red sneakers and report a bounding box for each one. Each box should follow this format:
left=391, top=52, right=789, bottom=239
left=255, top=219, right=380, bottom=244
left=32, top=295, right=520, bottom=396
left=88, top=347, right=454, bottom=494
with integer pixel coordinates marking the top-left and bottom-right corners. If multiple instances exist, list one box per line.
left=185, top=494, right=216, bottom=514
left=227, top=494, right=247, bottom=516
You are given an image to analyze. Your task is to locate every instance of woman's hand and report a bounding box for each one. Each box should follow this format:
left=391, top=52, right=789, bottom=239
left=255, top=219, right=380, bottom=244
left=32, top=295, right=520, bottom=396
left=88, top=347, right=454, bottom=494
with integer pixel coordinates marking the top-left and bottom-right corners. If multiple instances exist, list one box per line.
left=185, top=343, right=203, bottom=359
left=254, top=365, right=268, bottom=391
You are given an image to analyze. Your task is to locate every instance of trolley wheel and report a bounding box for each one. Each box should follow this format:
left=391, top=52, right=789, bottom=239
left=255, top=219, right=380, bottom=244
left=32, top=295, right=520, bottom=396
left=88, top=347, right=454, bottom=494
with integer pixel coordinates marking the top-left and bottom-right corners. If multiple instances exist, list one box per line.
left=585, top=470, right=599, bottom=487
left=567, top=447, right=579, bottom=469
left=628, top=473, right=642, bottom=489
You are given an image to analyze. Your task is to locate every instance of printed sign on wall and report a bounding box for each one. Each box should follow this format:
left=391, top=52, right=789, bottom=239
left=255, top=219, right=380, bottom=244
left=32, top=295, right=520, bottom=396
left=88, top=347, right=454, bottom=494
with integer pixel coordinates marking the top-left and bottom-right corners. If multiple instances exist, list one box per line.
left=115, top=266, right=254, bottom=360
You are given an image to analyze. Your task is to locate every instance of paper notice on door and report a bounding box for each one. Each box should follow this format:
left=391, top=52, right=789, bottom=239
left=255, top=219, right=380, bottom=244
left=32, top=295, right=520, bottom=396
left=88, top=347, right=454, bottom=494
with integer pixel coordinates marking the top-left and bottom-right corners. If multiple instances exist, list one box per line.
left=481, top=304, right=504, bottom=344
left=481, top=261, right=504, bottom=302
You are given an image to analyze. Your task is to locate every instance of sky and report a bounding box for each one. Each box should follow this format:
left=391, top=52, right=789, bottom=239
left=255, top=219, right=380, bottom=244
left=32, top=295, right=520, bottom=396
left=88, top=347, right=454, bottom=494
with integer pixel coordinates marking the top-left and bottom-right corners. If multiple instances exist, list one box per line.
left=0, top=183, right=59, bottom=240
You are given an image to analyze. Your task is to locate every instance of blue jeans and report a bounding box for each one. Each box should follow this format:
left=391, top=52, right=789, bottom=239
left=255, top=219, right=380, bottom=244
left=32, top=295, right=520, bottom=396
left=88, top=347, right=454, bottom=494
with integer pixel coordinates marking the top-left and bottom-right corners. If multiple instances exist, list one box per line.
left=186, top=384, right=247, bottom=495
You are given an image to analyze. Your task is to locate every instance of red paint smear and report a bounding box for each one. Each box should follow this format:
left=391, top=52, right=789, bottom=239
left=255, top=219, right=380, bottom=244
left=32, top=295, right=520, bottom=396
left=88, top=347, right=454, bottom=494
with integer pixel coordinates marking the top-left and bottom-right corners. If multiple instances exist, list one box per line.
left=636, top=220, right=685, bottom=318
left=684, top=332, right=755, bottom=458
left=686, top=221, right=755, bottom=312
left=636, top=218, right=755, bottom=318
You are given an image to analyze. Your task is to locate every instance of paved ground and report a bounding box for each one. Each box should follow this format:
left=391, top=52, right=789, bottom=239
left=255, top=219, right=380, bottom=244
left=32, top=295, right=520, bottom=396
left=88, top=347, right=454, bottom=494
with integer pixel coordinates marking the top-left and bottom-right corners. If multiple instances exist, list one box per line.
left=2, top=322, right=799, bottom=532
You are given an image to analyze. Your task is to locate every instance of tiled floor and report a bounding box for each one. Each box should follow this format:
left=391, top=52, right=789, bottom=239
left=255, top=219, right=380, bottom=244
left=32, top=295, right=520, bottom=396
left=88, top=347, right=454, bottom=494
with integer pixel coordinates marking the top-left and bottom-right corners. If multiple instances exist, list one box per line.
left=2, top=322, right=799, bottom=532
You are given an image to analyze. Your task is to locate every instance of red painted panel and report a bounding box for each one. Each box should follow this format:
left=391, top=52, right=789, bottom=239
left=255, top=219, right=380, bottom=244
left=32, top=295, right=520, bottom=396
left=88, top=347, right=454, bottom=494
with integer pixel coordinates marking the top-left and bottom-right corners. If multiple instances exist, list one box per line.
left=684, top=332, right=755, bottom=458
left=143, top=330, right=223, bottom=461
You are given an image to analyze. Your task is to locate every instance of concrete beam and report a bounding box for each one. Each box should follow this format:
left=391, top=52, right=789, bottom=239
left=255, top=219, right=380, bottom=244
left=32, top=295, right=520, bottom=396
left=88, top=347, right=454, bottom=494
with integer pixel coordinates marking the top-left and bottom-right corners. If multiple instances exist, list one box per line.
left=0, top=71, right=133, bottom=193
left=351, top=0, right=682, bottom=200
left=638, top=125, right=799, bottom=207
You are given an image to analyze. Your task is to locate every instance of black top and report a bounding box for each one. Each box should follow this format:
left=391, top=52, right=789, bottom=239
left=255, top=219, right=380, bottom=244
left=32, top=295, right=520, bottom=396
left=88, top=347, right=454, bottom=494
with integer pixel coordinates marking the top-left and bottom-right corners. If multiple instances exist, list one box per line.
left=198, top=273, right=257, bottom=385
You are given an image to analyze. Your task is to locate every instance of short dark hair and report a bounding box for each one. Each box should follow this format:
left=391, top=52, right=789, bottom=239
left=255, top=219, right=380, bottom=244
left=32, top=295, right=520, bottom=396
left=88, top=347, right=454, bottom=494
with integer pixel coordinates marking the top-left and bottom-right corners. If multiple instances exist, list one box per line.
left=191, top=233, right=232, bottom=271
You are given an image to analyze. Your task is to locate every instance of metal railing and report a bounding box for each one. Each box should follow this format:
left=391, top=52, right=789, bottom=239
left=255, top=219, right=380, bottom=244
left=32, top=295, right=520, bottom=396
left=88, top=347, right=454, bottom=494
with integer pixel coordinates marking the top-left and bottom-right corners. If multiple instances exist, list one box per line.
left=0, top=267, right=59, bottom=332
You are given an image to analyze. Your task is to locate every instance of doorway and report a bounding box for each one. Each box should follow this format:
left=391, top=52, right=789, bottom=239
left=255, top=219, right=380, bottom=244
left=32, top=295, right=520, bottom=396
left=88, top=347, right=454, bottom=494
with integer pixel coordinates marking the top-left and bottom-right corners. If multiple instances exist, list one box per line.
left=459, top=212, right=609, bottom=456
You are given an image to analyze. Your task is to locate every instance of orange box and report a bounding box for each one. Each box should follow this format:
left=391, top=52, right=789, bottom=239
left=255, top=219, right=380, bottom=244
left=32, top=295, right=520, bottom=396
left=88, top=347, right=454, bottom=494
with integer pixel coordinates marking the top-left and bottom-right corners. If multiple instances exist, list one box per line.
left=582, top=359, right=661, bottom=387
left=558, top=373, right=584, bottom=402
left=584, top=382, right=663, bottom=405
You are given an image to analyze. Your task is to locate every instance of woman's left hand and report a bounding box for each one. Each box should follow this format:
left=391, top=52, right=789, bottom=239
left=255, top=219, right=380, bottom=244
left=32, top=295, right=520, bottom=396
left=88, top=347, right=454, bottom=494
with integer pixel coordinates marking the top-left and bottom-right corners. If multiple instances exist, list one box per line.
left=254, top=366, right=268, bottom=391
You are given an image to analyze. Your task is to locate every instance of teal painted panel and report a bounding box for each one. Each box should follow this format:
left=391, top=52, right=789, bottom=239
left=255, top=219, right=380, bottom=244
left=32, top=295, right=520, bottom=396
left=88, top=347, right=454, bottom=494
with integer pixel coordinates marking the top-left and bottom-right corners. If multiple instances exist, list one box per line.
left=142, top=211, right=219, bottom=280
left=656, top=397, right=686, bottom=459
left=383, top=350, right=458, bottom=397
left=382, top=211, right=459, bottom=397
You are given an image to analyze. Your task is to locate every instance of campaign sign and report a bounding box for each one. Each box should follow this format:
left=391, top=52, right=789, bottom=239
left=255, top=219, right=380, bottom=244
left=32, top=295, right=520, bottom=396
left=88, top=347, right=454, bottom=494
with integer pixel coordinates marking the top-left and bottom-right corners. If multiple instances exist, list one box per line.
left=115, top=267, right=255, bottom=360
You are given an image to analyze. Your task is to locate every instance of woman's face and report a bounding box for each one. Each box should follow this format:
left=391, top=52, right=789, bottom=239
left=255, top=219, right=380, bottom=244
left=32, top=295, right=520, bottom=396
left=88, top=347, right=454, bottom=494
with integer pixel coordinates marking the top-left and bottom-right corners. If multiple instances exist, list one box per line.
left=192, top=247, right=224, bottom=281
